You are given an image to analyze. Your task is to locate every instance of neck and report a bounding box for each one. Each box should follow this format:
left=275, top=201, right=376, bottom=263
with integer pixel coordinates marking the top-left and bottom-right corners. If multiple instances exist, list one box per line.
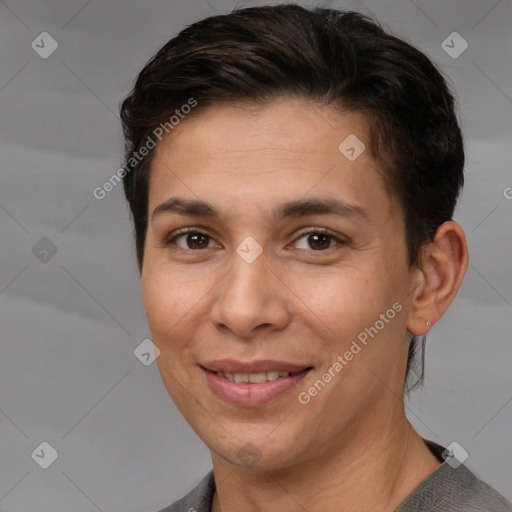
left=210, top=411, right=440, bottom=512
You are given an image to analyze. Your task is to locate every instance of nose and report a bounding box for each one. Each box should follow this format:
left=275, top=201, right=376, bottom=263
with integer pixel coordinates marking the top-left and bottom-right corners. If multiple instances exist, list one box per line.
left=209, top=247, right=291, bottom=339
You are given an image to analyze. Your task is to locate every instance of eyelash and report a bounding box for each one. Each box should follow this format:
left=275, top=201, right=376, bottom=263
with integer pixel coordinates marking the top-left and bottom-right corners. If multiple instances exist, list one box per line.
left=165, top=227, right=346, bottom=252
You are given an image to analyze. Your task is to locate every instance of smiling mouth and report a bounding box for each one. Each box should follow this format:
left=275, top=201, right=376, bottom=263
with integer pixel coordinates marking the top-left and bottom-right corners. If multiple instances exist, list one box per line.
left=205, top=368, right=312, bottom=383
left=201, top=365, right=313, bottom=406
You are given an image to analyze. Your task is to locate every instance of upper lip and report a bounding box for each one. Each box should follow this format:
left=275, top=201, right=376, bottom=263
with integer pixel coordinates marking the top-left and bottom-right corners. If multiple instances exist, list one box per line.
left=201, top=359, right=312, bottom=374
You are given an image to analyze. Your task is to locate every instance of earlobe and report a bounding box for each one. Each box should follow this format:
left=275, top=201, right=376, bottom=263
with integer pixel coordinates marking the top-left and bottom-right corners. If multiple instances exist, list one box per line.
left=406, top=221, right=469, bottom=336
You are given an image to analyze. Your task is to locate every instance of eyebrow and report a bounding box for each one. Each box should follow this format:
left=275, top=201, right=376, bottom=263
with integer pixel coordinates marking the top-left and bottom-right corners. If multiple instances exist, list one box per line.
left=152, top=196, right=368, bottom=223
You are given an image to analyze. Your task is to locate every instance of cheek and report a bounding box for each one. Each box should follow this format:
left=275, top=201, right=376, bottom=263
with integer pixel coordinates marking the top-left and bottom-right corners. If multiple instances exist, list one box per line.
left=140, top=264, right=214, bottom=372
left=140, top=267, right=188, bottom=346
left=298, top=267, right=405, bottom=375
left=291, top=268, right=383, bottom=333
left=141, top=275, right=168, bottom=333
left=141, top=271, right=199, bottom=401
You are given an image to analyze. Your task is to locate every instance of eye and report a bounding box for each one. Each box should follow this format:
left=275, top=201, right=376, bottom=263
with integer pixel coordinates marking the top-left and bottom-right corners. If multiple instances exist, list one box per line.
left=166, top=228, right=218, bottom=250
left=292, top=228, right=345, bottom=251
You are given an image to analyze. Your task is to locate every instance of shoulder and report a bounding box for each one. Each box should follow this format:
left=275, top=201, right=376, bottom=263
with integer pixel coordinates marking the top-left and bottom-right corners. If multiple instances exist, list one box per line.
left=396, top=441, right=512, bottom=512
left=157, top=470, right=215, bottom=512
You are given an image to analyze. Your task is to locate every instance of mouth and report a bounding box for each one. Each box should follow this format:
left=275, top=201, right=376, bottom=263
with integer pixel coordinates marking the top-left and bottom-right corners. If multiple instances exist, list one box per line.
left=207, top=369, right=310, bottom=383
left=200, top=359, right=312, bottom=375
left=200, top=361, right=313, bottom=406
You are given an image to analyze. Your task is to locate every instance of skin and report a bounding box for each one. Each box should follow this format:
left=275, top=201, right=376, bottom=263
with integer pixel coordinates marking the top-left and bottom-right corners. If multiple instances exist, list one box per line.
left=140, top=97, right=468, bottom=512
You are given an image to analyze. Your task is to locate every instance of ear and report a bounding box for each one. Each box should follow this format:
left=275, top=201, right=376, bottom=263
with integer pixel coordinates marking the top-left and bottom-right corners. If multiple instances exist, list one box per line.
left=407, top=221, right=469, bottom=336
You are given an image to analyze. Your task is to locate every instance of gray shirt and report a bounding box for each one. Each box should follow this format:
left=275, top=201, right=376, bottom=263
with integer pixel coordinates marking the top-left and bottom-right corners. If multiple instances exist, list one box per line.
left=158, top=439, right=512, bottom=511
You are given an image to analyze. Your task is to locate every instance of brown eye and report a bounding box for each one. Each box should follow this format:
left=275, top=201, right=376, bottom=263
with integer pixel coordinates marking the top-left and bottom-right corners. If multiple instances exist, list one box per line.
left=294, top=229, right=344, bottom=251
left=167, top=230, right=214, bottom=250
left=184, top=233, right=210, bottom=249
left=307, top=233, right=332, bottom=250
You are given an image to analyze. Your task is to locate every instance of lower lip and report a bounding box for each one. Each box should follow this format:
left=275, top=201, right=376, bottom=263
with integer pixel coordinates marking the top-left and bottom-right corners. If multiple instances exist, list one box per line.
left=202, top=367, right=312, bottom=406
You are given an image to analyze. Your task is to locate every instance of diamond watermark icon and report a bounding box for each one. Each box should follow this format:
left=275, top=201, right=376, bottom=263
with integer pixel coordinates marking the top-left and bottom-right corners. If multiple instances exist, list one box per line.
left=236, top=236, right=263, bottom=264
left=236, top=442, right=262, bottom=467
left=31, top=441, right=58, bottom=469
left=31, top=32, right=59, bottom=59
left=441, top=32, right=468, bottom=59
left=442, top=441, right=468, bottom=469
left=134, top=338, right=160, bottom=366
left=32, top=237, right=58, bottom=262
left=338, top=134, right=366, bottom=161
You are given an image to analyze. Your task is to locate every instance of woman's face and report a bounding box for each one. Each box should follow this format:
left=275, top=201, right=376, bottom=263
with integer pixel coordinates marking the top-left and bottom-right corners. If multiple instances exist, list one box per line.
left=141, top=97, right=418, bottom=469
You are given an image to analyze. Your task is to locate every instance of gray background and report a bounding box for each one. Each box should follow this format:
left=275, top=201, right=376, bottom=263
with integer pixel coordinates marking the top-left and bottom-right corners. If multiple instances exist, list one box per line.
left=0, top=0, right=511, bottom=510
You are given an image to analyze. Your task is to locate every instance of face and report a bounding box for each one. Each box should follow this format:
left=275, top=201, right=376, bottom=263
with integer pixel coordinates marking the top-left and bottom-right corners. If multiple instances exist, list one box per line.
left=141, top=97, right=417, bottom=470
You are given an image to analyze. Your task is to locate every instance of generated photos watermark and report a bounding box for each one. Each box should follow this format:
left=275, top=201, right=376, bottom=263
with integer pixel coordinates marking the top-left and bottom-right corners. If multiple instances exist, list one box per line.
left=298, top=301, right=403, bottom=404
left=93, top=97, right=198, bottom=200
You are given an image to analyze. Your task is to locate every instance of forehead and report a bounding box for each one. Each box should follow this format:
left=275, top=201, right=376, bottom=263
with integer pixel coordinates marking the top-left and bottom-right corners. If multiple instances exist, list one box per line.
left=147, top=97, right=397, bottom=224
left=152, top=97, right=371, bottom=166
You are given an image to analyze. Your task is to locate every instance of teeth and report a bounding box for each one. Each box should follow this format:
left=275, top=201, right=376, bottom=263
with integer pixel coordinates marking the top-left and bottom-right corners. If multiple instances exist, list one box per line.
left=248, top=372, right=267, bottom=383
left=216, top=370, right=292, bottom=382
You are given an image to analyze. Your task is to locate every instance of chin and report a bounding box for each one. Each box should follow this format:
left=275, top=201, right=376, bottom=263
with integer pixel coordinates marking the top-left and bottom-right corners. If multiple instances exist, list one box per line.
left=210, top=434, right=304, bottom=471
